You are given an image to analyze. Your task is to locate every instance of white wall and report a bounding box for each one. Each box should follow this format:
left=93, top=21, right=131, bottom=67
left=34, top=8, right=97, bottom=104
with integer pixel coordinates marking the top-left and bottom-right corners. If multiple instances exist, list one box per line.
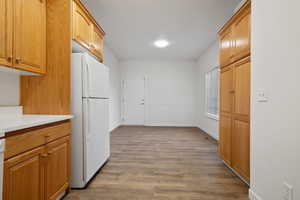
left=103, top=45, right=122, bottom=131
left=196, top=40, right=219, bottom=140
left=121, top=60, right=197, bottom=127
left=0, top=71, right=19, bottom=106
left=251, top=0, right=300, bottom=199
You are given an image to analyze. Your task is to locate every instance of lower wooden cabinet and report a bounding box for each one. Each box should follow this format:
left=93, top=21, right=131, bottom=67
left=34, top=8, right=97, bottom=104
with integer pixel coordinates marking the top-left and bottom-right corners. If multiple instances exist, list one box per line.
left=45, top=136, right=70, bottom=200
left=232, top=119, right=250, bottom=181
left=219, top=114, right=232, bottom=165
left=3, top=147, right=45, bottom=200
left=3, top=121, right=71, bottom=200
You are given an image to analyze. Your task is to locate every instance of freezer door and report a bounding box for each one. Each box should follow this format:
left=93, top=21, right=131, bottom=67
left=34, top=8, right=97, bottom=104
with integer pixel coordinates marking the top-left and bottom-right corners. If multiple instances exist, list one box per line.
left=82, top=53, right=109, bottom=98
left=83, top=98, right=110, bottom=182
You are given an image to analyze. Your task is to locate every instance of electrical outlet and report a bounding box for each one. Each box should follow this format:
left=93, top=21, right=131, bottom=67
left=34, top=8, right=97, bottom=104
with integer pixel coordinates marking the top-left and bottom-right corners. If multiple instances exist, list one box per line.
left=257, top=90, right=268, bottom=102
left=283, top=182, right=293, bottom=200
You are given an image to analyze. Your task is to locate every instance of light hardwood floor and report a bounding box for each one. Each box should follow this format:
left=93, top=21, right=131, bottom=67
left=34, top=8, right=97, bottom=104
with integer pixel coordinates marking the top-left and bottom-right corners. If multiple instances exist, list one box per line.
left=65, top=126, right=249, bottom=200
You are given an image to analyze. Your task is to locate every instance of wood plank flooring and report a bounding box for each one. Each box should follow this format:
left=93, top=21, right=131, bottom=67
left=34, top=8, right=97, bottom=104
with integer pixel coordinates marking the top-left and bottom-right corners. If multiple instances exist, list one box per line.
left=65, top=126, right=249, bottom=200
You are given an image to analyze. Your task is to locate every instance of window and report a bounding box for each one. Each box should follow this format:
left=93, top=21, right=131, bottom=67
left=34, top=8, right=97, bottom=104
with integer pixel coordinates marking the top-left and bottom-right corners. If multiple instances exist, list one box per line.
left=205, top=67, right=219, bottom=120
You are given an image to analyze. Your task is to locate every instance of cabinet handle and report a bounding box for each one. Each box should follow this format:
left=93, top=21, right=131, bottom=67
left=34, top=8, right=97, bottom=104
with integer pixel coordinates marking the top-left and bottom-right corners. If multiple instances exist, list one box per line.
left=6, top=56, right=12, bottom=62
left=229, top=90, right=235, bottom=94
left=41, top=153, right=48, bottom=158
left=15, top=58, right=21, bottom=64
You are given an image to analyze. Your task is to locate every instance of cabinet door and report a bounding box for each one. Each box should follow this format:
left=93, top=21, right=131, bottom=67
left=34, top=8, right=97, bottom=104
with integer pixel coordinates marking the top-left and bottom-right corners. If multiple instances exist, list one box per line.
left=233, top=8, right=251, bottom=61
left=234, top=57, right=250, bottom=117
left=219, top=114, right=232, bottom=165
left=3, top=147, right=45, bottom=200
left=45, top=136, right=70, bottom=200
left=220, top=65, right=234, bottom=114
left=232, top=119, right=250, bottom=181
left=232, top=57, right=250, bottom=182
left=13, top=0, right=46, bottom=74
left=73, top=1, right=93, bottom=49
left=91, top=26, right=104, bottom=61
left=219, top=28, right=234, bottom=67
left=0, top=0, right=13, bottom=67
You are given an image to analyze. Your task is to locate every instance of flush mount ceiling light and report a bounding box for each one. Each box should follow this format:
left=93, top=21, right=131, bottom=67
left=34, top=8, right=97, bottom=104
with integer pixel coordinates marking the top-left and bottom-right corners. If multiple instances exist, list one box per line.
left=154, top=39, right=170, bottom=48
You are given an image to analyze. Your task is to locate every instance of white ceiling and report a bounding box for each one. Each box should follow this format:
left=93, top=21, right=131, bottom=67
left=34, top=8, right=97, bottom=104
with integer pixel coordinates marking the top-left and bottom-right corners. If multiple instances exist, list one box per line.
left=81, top=0, right=241, bottom=60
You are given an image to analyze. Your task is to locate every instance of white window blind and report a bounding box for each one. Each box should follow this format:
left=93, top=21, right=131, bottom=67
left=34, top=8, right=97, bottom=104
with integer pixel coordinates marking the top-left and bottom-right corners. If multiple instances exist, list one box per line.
left=205, top=67, right=219, bottom=120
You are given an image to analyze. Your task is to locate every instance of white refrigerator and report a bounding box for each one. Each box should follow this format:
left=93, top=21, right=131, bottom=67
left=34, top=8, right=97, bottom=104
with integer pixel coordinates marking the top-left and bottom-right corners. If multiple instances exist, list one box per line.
left=71, top=53, right=110, bottom=188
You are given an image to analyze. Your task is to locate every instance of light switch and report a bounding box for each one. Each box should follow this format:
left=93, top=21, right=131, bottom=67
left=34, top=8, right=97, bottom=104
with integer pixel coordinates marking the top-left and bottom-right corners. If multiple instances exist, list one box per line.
left=257, top=90, right=268, bottom=102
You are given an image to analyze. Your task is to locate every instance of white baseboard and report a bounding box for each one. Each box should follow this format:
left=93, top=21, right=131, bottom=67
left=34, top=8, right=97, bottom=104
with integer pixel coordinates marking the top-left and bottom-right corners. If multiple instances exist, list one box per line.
left=222, top=161, right=249, bottom=186
left=249, top=189, right=262, bottom=200
left=109, top=121, right=121, bottom=132
left=145, top=122, right=196, bottom=127
left=197, top=126, right=219, bottom=141
left=56, top=191, right=66, bottom=200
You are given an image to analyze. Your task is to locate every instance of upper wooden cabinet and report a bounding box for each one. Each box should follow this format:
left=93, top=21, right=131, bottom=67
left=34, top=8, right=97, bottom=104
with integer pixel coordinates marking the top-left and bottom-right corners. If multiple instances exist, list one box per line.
left=14, top=0, right=46, bottom=74
left=0, top=0, right=46, bottom=74
left=72, top=0, right=105, bottom=62
left=219, top=1, right=251, bottom=67
left=219, top=28, right=234, bottom=67
left=232, top=7, right=251, bottom=61
left=91, top=27, right=104, bottom=60
left=72, top=1, right=93, bottom=49
left=0, top=0, right=13, bottom=67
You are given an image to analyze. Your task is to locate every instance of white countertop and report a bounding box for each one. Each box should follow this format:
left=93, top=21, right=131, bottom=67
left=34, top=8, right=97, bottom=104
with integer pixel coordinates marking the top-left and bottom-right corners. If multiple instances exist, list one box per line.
left=0, top=114, right=73, bottom=134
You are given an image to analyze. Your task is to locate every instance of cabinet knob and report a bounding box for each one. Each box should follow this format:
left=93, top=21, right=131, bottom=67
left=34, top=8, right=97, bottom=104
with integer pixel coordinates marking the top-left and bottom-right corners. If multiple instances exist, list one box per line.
left=6, top=56, right=12, bottom=62
left=229, top=90, right=235, bottom=94
left=41, top=154, right=48, bottom=158
left=15, top=58, right=21, bottom=64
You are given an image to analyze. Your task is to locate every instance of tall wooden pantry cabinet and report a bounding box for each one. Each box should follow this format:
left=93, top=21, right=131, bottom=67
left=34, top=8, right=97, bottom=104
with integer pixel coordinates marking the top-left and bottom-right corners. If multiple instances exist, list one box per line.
left=218, top=0, right=251, bottom=183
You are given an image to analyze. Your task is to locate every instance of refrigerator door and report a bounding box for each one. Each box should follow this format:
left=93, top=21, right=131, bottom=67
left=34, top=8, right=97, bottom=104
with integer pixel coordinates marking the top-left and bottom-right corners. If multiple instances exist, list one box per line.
left=71, top=53, right=85, bottom=188
left=83, top=98, right=110, bottom=183
left=82, top=53, right=109, bottom=98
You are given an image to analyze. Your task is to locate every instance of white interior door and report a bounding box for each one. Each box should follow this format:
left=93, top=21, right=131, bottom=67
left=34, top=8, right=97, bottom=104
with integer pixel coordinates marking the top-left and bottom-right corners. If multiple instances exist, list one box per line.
left=122, top=78, right=145, bottom=125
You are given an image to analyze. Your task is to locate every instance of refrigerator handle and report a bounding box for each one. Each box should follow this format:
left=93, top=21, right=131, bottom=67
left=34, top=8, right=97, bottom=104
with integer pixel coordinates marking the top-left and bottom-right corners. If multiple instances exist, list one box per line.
left=87, top=98, right=91, bottom=140
left=86, top=64, right=91, bottom=98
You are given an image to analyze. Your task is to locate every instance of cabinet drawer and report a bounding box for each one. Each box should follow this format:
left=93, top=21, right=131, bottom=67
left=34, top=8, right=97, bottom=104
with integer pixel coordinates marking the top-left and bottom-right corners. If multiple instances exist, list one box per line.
left=5, top=121, right=71, bottom=160
left=44, top=121, right=71, bottom=143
